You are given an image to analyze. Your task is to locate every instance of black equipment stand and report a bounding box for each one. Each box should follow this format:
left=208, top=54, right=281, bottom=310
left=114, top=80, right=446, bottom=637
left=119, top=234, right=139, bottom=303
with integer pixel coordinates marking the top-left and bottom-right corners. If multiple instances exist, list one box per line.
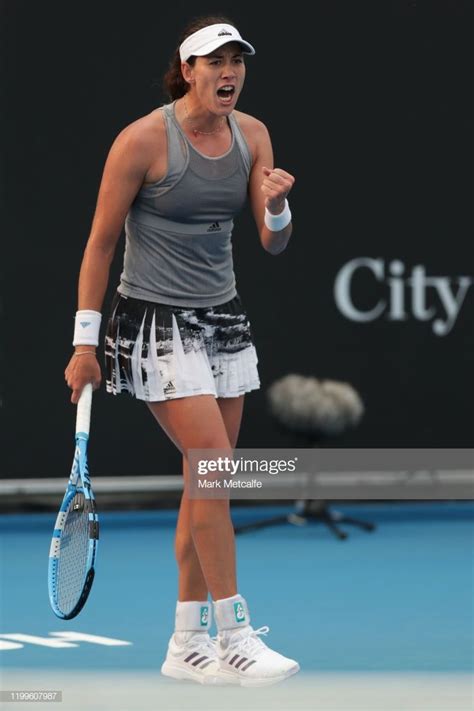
left=234, top=499, right=376, bottom=540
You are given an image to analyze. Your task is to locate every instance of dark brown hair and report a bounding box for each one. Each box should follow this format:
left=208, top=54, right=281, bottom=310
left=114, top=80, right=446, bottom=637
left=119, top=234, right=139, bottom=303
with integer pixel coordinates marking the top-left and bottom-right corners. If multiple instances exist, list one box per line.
left=163, top=15, right=236, bottom=101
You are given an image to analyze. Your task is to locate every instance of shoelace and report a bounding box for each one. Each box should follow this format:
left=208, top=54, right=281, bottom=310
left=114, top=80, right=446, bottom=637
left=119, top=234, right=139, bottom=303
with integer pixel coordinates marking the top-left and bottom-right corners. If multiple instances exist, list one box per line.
left=229, top=625, right=271, bottom=658
left=186, top=633, right=218, bottom=657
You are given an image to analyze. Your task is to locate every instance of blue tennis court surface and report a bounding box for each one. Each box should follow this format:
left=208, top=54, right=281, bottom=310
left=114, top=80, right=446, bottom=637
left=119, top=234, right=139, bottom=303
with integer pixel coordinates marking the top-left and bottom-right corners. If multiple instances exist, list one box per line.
left=1, top=502, right=473, bottom=710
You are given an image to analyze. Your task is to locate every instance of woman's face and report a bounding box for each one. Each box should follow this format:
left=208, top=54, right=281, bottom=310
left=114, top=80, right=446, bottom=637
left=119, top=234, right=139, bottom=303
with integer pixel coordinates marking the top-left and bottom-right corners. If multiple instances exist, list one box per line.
left=185, top=41, right=246, bottom=114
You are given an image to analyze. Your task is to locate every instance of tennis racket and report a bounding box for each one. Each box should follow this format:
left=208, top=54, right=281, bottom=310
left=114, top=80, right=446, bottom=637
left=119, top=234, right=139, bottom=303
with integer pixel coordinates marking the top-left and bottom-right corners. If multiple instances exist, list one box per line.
left=48, top=383, right=99, bottom=619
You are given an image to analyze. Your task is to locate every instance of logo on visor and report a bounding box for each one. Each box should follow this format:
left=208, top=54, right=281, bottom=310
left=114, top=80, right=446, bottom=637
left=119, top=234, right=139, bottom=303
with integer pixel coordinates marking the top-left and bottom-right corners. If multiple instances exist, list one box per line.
left=218, top=29, right=233, bottom=37
left=207, top=222, right=222, bottom=232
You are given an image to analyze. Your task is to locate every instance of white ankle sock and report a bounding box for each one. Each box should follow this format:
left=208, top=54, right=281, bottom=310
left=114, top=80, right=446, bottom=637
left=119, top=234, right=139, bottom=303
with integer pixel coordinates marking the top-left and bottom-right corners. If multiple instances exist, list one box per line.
left=174, top=600, right=211, bottom=642
left=213, top=593, right=251, bottom=632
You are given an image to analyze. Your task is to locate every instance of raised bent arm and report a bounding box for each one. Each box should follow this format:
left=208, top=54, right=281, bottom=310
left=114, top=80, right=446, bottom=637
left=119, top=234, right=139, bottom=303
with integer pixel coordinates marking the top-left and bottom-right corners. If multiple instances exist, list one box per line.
left=247, top=120, right=295, bottom=256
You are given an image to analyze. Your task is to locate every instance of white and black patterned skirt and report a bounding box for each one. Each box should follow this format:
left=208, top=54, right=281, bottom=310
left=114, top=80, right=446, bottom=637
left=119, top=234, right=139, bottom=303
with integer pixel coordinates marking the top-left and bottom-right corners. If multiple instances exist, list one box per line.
left=105, top=292, right=260, bottom=401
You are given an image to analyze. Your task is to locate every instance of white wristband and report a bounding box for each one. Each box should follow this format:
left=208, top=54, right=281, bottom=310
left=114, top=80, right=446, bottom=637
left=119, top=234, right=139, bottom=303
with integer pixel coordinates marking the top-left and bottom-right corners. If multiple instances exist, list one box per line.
left=73, top=310, right=102, bottom=346
left=264, top=199, right=292, bottom=232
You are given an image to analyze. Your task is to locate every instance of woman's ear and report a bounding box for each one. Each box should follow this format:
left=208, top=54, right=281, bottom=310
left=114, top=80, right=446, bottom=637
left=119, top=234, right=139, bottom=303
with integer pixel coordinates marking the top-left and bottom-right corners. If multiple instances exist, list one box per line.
left=181, top=61, right=195, bottom=86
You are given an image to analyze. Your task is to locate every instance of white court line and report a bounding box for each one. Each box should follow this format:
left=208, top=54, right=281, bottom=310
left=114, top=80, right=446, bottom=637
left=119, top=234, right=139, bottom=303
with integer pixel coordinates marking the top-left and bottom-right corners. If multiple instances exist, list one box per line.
left=0, top=670, right=473, bottom=711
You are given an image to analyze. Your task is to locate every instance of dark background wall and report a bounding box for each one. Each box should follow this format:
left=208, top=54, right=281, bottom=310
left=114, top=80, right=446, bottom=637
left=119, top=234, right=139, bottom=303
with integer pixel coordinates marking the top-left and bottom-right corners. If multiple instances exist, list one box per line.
left=2, top=1, right=473, bottom=477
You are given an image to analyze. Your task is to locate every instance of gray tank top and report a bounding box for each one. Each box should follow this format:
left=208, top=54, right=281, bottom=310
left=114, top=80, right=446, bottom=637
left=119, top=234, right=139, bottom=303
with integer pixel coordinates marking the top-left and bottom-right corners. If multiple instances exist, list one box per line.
left=118, top=101, right=252, bottom=307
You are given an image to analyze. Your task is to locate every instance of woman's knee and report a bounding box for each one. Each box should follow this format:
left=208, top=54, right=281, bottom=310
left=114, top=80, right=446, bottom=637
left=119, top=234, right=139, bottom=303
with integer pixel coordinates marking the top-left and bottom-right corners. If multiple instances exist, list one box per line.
left=188, top=499, right=230, bottom=533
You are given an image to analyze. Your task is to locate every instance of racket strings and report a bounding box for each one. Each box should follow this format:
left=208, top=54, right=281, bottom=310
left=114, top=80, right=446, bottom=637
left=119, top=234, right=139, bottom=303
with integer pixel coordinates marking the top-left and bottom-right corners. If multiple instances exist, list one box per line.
left=56, top=492, right=90, bottom=615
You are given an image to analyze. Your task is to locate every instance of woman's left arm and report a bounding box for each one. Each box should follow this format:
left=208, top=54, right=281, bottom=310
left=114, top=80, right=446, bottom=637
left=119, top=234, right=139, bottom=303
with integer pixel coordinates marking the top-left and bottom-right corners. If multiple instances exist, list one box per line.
left=247, top=120, right=295, bottom=255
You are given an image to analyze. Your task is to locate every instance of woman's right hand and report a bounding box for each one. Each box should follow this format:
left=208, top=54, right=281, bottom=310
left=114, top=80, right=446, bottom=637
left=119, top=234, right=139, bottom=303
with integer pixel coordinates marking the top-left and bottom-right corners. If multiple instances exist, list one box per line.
left=65, top=351, right=102, bottom=404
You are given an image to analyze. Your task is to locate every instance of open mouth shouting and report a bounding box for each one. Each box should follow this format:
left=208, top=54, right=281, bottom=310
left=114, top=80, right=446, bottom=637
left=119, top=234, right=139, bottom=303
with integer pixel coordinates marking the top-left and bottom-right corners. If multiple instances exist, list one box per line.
left=216, top=85, right=236, bottom=105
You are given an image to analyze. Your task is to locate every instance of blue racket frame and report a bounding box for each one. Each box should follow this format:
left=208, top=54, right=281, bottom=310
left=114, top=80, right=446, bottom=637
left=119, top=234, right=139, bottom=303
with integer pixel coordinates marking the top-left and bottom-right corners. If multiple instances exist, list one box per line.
left=48, top=424, right=99, bottom=620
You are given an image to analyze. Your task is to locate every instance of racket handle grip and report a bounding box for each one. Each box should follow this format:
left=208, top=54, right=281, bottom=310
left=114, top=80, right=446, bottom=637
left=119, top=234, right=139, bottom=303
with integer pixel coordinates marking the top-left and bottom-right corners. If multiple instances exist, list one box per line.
left=76, top=383, right=93, bottom=436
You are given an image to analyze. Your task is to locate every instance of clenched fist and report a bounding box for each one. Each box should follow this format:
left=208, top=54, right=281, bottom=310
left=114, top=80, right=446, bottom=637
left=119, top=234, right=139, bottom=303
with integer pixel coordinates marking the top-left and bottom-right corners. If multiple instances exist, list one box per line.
left=261, top=167, right=295, bottom=214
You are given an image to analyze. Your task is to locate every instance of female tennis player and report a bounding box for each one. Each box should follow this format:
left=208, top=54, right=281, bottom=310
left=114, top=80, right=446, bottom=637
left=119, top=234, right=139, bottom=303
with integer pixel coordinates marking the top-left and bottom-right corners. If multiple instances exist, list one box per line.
left=65, top=15, right=298, bottom=687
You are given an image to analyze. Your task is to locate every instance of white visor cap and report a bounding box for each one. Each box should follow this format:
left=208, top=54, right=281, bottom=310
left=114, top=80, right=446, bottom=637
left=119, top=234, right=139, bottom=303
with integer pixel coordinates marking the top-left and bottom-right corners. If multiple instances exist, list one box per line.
left=179, top=24, right=255, bottom=62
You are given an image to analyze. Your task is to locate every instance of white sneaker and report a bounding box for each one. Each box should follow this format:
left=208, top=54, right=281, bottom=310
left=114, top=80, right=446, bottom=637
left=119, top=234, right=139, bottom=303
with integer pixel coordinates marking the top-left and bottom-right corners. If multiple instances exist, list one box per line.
left=161, top=631, right=220, bottom=685
left=216, top=625, right=300, bottom=687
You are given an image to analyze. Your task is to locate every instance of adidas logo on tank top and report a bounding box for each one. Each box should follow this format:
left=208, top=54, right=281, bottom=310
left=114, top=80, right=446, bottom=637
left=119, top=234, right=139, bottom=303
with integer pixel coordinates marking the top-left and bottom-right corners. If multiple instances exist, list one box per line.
left=207, top=222, right=222, bottom=232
